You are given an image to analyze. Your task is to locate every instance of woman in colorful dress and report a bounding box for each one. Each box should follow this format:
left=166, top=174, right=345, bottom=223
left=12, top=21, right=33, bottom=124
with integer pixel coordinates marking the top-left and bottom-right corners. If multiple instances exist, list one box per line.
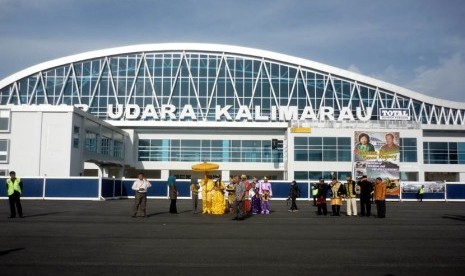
left=211, top=176, right=226, bottom=215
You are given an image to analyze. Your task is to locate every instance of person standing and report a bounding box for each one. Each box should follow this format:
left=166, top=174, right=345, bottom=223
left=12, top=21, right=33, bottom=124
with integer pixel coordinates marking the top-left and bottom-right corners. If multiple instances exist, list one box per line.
left=6, top=171, right=23, bottom=219
left=226, top=176, right=236, bottom=214
left=233, top=175, right=246, bottom=220
left=190, top=179, right=200, bottom=213
left=288, top=180, right=300, bottom=212
left=344, top=176, right=358, bottom=216
left=330, top=177, right=343, bottom=216
left=251, top=186, right=261, bottom=214
left=201, top=175, right=214, bottom=214
left=132, top=173, right=151, bottom=218
left=374, top=177, right=387, bottom=218
left=358, top=175, right=373, bottom=217
left=316, top=178, right=328, bottom=216
left=311, top=183, right=318, bottom=206
left=211, top=176, right=226, bottom=215
left=259, top=176, right=273, bottom=215
left=168, top=176, right=178, bottom=214
left=241, top=175, right=251, bottom=214
left=418, top=185, right=425, bottom=202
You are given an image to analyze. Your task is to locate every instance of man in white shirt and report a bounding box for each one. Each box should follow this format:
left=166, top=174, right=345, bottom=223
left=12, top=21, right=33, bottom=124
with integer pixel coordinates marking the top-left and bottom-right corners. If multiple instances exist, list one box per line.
left=132, top=173, right=151, bottom=217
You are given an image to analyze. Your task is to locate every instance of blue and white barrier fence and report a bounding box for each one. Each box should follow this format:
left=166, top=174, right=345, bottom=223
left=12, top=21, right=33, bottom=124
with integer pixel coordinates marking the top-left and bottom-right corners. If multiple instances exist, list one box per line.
left=1, top=177, right=465, bottom=202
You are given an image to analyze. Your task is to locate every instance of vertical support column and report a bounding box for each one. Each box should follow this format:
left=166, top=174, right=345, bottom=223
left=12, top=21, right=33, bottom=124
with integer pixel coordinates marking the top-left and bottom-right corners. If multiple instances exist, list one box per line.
left=99, top=166, right=109, bottom=178
left=222, top=170, right=230, bottom=182
left=98, top=175, right=103, bottom=200
left=444, top=181, right=448, bottom=202
left=42, top=174, right=47, bottom=200
left=160, top=169, right=170, bottom=181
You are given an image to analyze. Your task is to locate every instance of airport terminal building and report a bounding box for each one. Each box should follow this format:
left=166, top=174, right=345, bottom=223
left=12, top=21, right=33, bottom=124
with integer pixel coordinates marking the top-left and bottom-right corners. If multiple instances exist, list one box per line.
left=0, top=43, right=464, bottom=182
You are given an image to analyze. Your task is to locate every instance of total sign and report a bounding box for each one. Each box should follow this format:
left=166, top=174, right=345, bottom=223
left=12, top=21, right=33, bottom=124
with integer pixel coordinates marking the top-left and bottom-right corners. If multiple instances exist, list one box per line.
left=379, top=108, right=411, bottom=121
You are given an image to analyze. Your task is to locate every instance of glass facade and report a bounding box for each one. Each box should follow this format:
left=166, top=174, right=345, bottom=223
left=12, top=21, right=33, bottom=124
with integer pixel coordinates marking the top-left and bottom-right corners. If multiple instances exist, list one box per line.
left=0, top=109, right=10, bottom=132
left=73, top=126, right=80, bottom=148
left=85, top=131, right=124, bottom=158
left=294, top=171, right=352, bottom=181
left=113, top=141, right=124, bottom=158
left=294, top=137, right=351, bottom=162
left=1, top=47, right=463, bottom=125
left=138, top=139, right=283, bottom=163
left=400, top=138, right=417, bottom=162
left=423, top=142, right=465, bottom=164
left=0, top=139, right=9, bottom=162
left=100, top=136, right=111, bottom=156
left=85, top=132, right=98, bottom=153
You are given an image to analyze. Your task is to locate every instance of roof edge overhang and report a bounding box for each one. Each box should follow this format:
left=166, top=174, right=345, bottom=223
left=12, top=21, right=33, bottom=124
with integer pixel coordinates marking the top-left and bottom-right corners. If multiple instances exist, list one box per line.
left=0, top=42, right=464, bottom=109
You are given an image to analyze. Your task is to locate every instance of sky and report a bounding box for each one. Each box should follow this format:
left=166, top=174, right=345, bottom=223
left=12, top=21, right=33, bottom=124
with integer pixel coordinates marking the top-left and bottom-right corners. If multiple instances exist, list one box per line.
left=0, top=0, right=464, bottom=102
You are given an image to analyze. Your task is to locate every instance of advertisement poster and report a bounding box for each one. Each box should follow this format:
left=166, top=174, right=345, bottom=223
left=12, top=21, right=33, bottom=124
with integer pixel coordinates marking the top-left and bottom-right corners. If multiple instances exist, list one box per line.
left=353, top=131, right=400, bottom=195
left=401, top=182, right=445, bottom=193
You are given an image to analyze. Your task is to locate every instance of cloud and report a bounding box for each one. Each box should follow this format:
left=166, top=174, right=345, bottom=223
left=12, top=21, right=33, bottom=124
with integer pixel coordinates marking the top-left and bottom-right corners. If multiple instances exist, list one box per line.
left=347, top=65, right=362, bottom=74
left=370, top=65, right=404, bottom=87
left=405, top=53, right=465, bottom=102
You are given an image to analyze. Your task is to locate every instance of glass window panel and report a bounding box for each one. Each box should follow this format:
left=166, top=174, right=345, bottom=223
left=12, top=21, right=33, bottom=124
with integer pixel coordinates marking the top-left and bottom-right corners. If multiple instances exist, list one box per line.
left=294, top=171, right=308, bottom=180
left=309, top=137, right=322, bottom=146
left=323, top=150, right=337, bottom=161
left=308, top=171, right=322, bottom=181
left=294, top=150, right=308, bottom=161
left=309, top=149, right=322, bottom=161
left=338, top=150, right=351, bottom=162
left=323, top=137, right=337, bottom=145
left=294, top=137, right=307, bottom=146
left=337, top=137, right=351, bottom=146
left=0, top=140, right=7, bottom=151
left=338, top=171, right=352, bottom=180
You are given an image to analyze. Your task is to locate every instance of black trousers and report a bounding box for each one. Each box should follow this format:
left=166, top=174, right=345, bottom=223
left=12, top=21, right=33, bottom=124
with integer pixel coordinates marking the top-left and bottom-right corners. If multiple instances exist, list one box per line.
left=360, top=197, right=371, bottom=217
left=9, top=191, right=23, bottom=218
left=290, top=197, right=298, bottom=210
left=331, top=205, right=341, bottom=215
left=375, top=200, right=386, bottom=218
left=169, top=199, right=177, bottom=214
left=317, top=203, right=327, bottom=215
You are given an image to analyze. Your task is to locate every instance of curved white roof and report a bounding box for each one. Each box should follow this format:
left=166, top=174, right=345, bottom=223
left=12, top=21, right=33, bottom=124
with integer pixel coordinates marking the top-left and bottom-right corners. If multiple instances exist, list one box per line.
left=0, top=43, right=464, bottom=109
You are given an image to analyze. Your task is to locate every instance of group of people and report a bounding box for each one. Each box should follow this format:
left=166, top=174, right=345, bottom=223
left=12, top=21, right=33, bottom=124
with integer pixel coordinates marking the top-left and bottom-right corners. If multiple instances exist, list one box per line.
left=130, top=172, right=388, bottom=219
left=312, top=175, right=387, bottom=218
left=189, top=175, right=274, bottom=220
left=131, top=173, right=275, bottom=220
left=4, top=171, right=388, bottom=220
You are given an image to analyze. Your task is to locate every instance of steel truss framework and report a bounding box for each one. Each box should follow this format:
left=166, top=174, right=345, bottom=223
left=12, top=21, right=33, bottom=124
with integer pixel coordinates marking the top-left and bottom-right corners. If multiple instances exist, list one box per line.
left=1, top=45, right=464, bottom=125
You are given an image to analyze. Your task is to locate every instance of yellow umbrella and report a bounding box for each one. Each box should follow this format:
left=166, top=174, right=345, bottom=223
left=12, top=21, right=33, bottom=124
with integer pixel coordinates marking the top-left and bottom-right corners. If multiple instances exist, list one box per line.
left=191, top=162, right=220, bottom=178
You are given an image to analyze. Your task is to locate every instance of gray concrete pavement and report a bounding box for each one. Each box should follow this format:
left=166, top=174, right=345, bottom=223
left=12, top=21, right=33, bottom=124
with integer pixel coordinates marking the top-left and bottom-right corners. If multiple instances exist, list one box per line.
left=1, top=199, right=464, bottom=276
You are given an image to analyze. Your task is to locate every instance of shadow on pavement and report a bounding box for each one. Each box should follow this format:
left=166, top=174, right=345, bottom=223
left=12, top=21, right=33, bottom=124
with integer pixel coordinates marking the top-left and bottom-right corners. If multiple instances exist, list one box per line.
left=23, top=212, right=65, bottom=218
left=442, top=214, right=465, bottom=222
left=0, top=248, right=25, bottom=256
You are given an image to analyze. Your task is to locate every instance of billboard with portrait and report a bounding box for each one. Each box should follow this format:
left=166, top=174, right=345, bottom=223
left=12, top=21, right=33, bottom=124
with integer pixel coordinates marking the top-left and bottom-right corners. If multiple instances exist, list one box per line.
left=353, top=131, right=400, bottom=195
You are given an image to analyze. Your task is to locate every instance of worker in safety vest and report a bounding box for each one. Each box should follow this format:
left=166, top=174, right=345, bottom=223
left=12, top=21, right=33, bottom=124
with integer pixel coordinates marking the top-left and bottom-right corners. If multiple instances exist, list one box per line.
left=6, top=171, right=23, bottom=218
left=311, top=183, right=318, bottom=206
left=417, top=185, right=425, bottom=202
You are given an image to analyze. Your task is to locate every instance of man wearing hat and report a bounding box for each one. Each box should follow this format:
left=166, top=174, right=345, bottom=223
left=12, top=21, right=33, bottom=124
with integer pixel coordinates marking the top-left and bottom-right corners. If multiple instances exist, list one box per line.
left=316, top=178, right=328, bottom=216
left=6, top=171, right=23, bottom=218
